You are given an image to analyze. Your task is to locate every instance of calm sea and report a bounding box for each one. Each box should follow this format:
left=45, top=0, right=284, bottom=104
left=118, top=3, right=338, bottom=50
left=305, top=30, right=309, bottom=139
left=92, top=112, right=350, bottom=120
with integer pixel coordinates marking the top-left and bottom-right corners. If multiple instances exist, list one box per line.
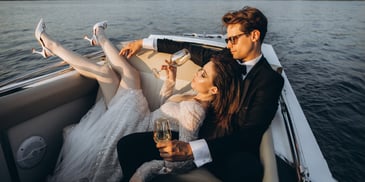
left=1, top=0, right=364, bottom=181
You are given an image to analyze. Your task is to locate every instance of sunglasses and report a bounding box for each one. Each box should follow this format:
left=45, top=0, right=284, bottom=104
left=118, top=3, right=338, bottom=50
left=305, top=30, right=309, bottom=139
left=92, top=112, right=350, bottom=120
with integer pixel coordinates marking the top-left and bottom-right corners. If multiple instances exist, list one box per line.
left=225, top=33, right=246, bottom=44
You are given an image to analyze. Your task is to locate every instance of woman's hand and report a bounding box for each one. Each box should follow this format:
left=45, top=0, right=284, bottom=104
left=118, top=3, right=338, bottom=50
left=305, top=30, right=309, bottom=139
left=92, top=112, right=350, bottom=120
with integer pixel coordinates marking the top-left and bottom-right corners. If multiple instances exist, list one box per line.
left=119, top=39, right=143, bottom=59
left=156, top=140, right=194, bottom=162
left=161, top=60, right=177, bottom=82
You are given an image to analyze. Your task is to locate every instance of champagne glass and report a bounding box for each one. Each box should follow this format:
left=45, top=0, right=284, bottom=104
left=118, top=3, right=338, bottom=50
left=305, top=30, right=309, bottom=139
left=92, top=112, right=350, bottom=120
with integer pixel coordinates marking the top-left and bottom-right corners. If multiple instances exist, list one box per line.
left=153, top=118, right=172, bottom=143
left=153, top=118, right=172, bottom=173
left=152, top=48, right=191, bottom=78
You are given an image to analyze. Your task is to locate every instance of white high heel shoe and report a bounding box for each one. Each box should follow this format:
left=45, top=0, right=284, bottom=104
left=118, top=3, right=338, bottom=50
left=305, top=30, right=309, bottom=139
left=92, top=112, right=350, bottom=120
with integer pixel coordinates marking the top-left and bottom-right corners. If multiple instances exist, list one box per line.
left=83, top=21, right=107, bottom=46
left=32, top=18, right=54, bottom=58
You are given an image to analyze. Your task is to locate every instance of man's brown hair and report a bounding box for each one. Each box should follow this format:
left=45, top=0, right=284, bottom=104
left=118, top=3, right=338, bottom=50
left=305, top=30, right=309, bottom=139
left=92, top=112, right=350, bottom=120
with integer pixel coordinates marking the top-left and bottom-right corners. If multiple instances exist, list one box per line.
left=222, top=6, right=268, bottom=43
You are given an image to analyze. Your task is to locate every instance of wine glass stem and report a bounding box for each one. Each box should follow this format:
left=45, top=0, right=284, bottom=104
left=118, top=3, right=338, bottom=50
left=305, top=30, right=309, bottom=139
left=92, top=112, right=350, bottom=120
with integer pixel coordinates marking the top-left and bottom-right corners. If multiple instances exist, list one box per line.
left=163, top=160, right=171, bottom=173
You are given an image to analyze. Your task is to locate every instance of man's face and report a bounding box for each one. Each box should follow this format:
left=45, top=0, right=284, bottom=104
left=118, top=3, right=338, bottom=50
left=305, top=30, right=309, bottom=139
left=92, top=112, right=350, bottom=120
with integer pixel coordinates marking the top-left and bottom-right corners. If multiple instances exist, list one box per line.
left=226, top=24, right=256, bottom=61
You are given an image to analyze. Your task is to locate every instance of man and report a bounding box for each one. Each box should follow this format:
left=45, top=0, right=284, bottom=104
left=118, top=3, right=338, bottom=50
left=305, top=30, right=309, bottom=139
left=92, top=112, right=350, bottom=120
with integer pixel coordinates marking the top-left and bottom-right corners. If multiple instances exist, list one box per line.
left=118, top=6, right=284, bottom=181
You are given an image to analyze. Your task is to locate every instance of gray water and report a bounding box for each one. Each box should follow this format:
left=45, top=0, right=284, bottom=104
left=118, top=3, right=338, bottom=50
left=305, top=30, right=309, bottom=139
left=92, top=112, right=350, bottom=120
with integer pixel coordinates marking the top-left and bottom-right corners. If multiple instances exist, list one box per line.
left=1, top=1, right=364, bottom=181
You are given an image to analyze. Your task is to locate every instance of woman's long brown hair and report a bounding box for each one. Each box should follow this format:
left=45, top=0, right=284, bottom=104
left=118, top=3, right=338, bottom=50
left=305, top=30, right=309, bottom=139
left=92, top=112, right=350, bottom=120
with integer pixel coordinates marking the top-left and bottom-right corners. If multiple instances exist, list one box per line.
left=199, top=50, right=245, bottom=139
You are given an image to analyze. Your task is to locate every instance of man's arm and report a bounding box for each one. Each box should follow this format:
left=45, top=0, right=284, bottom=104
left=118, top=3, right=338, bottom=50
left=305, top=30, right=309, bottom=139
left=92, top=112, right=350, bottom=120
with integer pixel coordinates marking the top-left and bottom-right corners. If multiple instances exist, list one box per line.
left=119, top=38, right=223, bottom=67
left=156, top=39, right=222, bottom=67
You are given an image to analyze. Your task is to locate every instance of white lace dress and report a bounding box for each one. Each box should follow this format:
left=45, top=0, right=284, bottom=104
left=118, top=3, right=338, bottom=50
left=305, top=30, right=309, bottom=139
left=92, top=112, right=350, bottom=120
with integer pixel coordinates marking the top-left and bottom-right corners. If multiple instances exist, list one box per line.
left=48, top=80, right=206, bottom=182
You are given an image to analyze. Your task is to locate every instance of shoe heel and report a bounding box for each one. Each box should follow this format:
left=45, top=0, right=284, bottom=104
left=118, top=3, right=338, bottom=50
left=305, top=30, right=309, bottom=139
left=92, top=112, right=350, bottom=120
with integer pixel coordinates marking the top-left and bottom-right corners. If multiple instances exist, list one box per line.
left=84, top=34, right=97, bottom=46
left=32, top=48, right=44, bottom=57
left=32, top=47, right=53, bottom=58
left=84, top=35, right=92, bottom=44
left=33, top=18, right=54, bottom=58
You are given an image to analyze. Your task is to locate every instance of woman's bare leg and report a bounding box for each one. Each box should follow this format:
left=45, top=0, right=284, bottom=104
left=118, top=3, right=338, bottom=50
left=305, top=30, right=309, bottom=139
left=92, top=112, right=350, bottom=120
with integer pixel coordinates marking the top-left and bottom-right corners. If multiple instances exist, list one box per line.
left=40, top=32, right=119, bottom=105
left=95, top=28, right=141, bottom=90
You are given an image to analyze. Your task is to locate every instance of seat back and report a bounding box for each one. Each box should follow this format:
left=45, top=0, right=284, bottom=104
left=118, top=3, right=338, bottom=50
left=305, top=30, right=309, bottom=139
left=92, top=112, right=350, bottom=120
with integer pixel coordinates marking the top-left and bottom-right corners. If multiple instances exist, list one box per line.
left=128, top=49, right=199, bottom=110
left=259, top=64, right=283, bottom=182
left=260, top=126, right=279, bottom=182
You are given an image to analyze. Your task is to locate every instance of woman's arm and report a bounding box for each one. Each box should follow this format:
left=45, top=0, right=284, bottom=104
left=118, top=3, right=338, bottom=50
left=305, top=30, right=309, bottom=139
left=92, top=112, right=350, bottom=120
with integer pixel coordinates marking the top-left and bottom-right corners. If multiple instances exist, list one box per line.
left=178, top=102, right=206, bottom=142
left=159, top=62, right=177, bottom=105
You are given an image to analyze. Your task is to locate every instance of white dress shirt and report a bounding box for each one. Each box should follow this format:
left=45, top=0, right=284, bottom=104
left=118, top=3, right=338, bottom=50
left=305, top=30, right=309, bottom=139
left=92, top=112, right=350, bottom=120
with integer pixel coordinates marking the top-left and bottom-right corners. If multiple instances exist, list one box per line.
left=143, top=38, right=157, bottom=50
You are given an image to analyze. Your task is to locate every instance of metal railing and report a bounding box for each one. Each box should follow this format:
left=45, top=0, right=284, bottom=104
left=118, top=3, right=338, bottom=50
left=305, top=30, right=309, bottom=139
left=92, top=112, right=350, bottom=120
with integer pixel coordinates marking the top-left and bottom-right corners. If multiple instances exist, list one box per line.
left=279, top=94, right=311, bottom=182
left=0, top=51, right=104, bottom=96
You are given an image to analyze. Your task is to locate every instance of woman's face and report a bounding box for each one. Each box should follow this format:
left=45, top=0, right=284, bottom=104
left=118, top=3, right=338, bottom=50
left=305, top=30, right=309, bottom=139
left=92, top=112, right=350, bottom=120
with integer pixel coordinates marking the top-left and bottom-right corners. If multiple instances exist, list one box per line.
left=191, top=61, right=217, bottom=95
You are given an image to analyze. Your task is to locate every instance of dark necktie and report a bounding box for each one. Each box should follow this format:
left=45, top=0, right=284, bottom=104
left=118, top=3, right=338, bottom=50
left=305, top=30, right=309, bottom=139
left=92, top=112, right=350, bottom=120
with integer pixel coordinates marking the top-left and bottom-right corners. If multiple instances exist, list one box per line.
left=241, top=64, right=247, bottom=75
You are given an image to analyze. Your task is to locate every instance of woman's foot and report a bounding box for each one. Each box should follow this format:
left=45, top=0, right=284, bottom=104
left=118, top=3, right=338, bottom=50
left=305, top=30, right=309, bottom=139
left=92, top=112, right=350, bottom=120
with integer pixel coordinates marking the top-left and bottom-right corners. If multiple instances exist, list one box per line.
left=32, top=18, right=54, bottom=58
left=84, top=21, right=107, bottom=46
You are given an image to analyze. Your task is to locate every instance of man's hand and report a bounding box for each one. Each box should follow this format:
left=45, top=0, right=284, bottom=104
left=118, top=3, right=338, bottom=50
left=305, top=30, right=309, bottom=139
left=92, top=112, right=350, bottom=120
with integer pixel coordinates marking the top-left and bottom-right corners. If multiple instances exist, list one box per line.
left=156, top=140, right=194, bottom=162
left=119, top=39, right=143, bottom=59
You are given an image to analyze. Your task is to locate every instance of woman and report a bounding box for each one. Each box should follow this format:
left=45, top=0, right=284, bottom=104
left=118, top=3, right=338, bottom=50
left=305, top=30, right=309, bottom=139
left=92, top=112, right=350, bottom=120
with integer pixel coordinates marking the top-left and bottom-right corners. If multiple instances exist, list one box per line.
left=33, top=18, right=244, bottom=182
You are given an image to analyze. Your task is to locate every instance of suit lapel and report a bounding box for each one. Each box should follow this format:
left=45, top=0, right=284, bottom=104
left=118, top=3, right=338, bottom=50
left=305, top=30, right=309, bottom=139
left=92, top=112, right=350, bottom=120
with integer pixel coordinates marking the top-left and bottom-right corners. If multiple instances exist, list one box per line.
left=242, top=77, right=251, bottom=102
left=241, top=57, right=267, bottom=101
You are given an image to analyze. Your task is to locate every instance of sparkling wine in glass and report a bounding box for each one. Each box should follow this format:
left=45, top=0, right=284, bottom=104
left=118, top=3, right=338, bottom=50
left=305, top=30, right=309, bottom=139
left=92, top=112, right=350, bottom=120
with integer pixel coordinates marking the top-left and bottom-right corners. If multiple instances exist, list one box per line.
left=152, top=48, right=191, bottom=78
left=153, top=118, right=173, bottom=173
left=153, top=118, right=172, bottom=143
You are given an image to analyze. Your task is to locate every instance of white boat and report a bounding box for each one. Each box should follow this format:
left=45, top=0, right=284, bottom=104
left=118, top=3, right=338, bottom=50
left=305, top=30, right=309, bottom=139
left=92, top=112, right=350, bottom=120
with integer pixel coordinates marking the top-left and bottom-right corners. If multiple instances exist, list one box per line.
left=0, top=34, right=336, bottom=182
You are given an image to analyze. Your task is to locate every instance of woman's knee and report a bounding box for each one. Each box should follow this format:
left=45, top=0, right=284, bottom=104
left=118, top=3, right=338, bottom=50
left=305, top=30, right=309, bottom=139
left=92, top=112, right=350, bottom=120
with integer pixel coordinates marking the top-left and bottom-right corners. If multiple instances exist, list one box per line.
left=96, top=65, right=119, bottom=84
left=99, top=64, right=113, bottom=76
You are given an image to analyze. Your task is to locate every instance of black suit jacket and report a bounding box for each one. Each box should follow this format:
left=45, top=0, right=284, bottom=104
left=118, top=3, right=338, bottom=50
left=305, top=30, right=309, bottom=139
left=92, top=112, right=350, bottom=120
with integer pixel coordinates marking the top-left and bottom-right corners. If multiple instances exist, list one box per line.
left=157, top=39, right=284, bottom=160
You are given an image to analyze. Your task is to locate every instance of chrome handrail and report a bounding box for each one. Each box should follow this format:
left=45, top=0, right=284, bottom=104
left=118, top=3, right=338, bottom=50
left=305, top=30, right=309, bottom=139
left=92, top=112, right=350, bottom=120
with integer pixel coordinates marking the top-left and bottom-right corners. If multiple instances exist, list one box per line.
left=0, top=61, right=69, bottom=88
left=279, top=94, right=311, bottom=182
left=0, top=51, right=105, bottom=96
left=0, top=63, right=73, bottom=96
left=182, top=32, right=225, bottom=39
